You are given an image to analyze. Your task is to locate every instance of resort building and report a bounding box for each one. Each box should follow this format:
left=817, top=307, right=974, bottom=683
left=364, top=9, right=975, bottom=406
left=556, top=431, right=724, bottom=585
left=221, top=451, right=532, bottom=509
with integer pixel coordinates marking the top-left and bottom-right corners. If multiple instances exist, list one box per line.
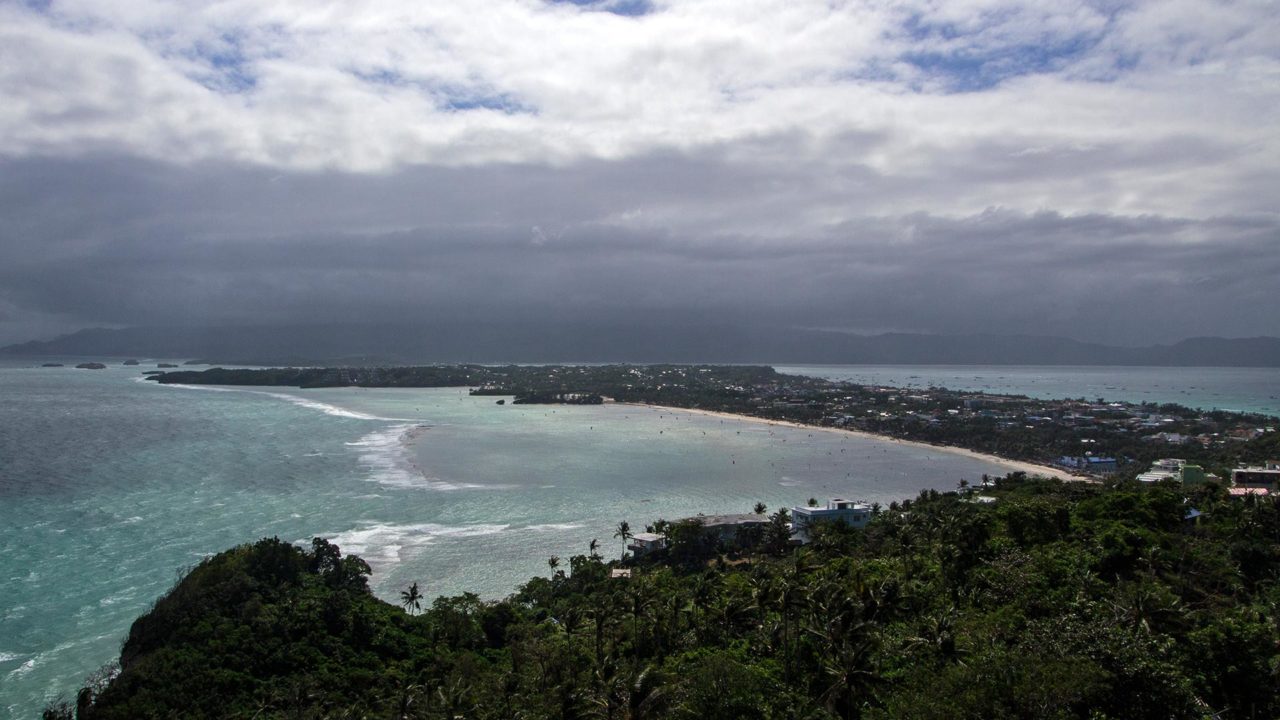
left=1057, top=455, right=1119, bottom=476
left=1136, top=458, right=1215, bottom=485
left=1179, top=464, right=1209, bottom=485
left=627, top=532, right=667, bottom=557
left=679, top=513, right=771, bottom=548
left=791, top=499, right=872, bottom=543
left=1231, top=463, right=1280, bottom=491
left=1137, top=458, right=1179, bottom=483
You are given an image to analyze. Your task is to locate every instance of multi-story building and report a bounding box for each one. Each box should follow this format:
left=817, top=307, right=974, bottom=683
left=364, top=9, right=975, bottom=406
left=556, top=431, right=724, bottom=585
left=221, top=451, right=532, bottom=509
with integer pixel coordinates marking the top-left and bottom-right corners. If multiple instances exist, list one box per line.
left=791, top=499, right=872, bottom=543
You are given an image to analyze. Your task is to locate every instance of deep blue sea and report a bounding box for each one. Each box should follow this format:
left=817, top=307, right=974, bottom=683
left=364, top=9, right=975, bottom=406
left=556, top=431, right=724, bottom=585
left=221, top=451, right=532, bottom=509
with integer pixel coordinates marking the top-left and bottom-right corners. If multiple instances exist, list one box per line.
left=1, top=360, right=1276, bottom=715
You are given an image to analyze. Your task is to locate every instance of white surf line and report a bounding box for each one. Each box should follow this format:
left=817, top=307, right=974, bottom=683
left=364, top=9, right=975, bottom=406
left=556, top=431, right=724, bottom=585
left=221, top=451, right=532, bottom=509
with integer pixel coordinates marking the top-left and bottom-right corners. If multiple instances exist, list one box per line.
left=151, top=381, right=506, bottom=492
left=350, top=423, right=503, bottom=491
left=314, top=521, right=511, bottom=567
left=155, top=382, right=418, bottom=422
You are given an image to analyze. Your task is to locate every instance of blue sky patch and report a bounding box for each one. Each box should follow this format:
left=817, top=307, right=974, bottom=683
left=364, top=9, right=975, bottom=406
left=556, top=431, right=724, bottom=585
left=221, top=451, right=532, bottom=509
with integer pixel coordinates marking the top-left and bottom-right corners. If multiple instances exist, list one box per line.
left=351, top=69, right=535, bottom=115
left=896, top=12, right=1109, bottom=92
left=191, top=32, right=258, bottom=93
left=546, top=0, right=654, bottom=18
left=441, top=90, right=535, bottom=114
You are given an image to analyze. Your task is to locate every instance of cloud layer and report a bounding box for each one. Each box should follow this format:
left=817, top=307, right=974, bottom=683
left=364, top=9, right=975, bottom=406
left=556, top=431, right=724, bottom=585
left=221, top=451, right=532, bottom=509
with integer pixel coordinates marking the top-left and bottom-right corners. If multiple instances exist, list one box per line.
left=1, top=0, right=1277, bottom=345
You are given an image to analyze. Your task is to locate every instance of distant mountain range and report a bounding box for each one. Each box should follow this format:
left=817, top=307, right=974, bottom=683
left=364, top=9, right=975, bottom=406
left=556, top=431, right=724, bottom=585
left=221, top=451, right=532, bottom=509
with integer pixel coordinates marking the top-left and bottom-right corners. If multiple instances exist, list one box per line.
left=4, top=324, right=1280, bottom=367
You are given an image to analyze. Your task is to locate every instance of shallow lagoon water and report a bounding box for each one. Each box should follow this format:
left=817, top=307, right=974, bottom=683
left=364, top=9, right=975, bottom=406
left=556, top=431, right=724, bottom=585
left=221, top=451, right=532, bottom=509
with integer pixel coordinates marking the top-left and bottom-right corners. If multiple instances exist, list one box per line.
left=0, top=363, right=1015, bottom=716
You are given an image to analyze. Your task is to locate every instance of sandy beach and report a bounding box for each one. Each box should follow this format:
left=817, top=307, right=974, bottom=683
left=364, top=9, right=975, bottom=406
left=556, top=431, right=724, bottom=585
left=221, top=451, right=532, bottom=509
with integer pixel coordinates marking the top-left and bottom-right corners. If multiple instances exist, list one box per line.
left=613, top=402, right=1082, bottom=482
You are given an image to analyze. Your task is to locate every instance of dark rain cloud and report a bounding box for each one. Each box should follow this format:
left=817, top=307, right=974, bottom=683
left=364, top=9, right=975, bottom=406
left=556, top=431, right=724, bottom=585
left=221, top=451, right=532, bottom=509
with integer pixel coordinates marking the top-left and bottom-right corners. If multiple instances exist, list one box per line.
left=1, top=148, right=1277, bottom=347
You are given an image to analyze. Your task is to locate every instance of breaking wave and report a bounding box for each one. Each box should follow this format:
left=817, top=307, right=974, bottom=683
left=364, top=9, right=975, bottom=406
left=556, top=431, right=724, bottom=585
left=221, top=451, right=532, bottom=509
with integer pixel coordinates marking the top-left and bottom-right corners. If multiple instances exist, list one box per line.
left=347, top=424, right=492, bottom=491
left=317, top=522, right=510, bottom=567
left=159, top=383, right=412, bottom=421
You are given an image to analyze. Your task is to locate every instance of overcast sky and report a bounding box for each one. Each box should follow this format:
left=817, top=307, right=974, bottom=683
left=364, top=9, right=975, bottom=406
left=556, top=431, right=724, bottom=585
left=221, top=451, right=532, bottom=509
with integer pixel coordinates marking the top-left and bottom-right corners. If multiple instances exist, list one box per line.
left=1, top=0, right=1277, bottom=346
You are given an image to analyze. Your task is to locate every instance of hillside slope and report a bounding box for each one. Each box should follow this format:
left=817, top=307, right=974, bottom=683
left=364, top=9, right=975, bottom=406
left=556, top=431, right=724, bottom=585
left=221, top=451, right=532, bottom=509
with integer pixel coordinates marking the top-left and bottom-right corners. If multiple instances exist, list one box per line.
left=53, top=478, right=1280, bottom=720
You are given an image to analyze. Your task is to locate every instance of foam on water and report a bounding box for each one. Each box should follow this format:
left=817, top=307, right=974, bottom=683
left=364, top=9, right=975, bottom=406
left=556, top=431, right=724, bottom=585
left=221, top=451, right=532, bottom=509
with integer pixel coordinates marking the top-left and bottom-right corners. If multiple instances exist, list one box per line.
left=349, top=424, right=496, bottom=491
left=161, top=383, right=413, bottom=421
left=7, top=659, right=36, bottom=680
left=319, top=522, right=510, bottom=569
left=524, top=523, right=585, bottom=531
left=259, top=391, right=413, bottom=421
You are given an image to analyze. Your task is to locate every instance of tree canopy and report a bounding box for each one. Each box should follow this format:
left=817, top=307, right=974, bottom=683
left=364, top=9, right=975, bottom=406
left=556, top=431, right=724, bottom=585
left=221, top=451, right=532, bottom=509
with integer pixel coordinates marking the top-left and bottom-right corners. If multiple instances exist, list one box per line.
left=56, top=477, right=1280, bottom=720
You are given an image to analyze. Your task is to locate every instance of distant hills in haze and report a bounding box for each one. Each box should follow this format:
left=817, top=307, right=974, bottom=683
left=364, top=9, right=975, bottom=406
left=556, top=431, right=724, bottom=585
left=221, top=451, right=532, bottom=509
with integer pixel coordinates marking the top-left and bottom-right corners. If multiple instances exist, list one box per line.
left=4, top=324, right=1280, bottom=367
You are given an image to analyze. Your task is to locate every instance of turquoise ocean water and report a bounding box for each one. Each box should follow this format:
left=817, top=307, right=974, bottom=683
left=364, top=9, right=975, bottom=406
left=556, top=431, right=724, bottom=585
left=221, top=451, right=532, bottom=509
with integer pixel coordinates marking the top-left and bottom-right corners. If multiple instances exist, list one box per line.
left=1, top=360, right=1276, bottom=715
left=778, top=365, right=1280, bottom=418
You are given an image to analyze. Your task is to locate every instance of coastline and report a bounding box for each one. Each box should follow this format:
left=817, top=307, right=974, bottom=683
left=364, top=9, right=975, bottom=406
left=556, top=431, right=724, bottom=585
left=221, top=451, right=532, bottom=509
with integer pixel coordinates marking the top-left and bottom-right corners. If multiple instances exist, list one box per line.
left=612, top=401, right=1082, bottom=482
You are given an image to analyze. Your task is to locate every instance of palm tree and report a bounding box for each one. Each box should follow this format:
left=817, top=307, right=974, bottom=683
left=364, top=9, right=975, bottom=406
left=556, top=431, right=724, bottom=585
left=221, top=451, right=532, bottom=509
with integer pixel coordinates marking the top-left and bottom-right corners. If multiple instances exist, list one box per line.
left=818, top=633, right=880, bottom=720
left=614, top=521, right=632, bottom=556
left=589, top=538, right=601, bottom=560
left=628, top=585, right=656, bottom=655
left=754, top=501, right=767, bottom=515
left=400, top=581, right=423, bottom=615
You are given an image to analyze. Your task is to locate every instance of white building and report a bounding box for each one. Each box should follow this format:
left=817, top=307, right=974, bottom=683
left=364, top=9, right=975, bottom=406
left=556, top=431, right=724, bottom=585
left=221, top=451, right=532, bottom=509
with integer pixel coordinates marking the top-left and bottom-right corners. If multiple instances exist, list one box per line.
left=791, top=498, right=872, bottom=543
left=1137, top=458, right=1185, bottom=483
left=627, top=532, right=667, bottom=556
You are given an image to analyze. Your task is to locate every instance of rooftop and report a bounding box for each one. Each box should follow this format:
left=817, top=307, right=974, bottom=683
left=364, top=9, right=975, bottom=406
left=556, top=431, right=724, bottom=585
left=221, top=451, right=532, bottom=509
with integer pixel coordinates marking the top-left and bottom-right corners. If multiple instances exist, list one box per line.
left=688, top=513, right=769, bottom=527
left=1228, top=487, right=1271, bottom=496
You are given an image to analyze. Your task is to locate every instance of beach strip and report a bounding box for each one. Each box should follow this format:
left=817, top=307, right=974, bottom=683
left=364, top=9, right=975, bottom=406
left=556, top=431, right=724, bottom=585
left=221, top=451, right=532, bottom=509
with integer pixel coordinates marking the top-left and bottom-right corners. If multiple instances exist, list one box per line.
left=612, top=401, right=1082, bottom=482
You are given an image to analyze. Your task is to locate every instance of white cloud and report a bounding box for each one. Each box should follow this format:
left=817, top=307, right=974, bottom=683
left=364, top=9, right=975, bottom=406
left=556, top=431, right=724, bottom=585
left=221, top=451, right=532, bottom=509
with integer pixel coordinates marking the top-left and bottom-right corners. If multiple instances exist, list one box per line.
left=0, top=0, right=1277, bottom=344
left=0, top=0, right=1273, bottom=216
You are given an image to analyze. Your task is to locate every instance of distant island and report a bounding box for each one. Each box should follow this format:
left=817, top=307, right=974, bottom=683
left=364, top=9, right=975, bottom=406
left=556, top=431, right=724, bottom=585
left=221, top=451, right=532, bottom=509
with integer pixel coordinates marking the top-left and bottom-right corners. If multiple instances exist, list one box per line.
left=75, top=362, right=106, bottom=370
left=5, top=323, right=1280, bottom=366
left=147, top=364, right=1279, bottom=482
left=51, top=476, right=1280, bottom=719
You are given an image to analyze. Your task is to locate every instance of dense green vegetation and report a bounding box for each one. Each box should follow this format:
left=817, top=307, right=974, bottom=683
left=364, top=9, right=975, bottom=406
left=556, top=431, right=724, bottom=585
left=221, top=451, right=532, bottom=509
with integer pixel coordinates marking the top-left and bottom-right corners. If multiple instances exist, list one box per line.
left=54, top=478, right=1280, bottom=719
left=149, top=364, right=785, bottom=407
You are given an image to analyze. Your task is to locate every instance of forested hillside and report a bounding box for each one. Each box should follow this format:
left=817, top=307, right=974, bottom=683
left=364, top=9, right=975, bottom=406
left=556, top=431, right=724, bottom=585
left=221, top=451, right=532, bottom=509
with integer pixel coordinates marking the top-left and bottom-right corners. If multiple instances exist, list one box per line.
left=53, top=477, right=1280, bottom=719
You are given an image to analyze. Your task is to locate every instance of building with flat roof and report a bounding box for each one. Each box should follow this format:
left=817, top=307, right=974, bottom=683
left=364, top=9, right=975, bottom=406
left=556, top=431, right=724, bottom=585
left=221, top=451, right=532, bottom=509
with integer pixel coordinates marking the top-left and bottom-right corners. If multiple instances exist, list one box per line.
left=678, top=512, right=771, bottom=548
left=627, top=532, right=667, bottom=557
left=1137, top=458, right=1191, bottom=484
left=1231, top=465, right=1280, bottom=491
left=791, top=499, right=872, bottom=543
left=1057, top=456, right=1119, bottom=476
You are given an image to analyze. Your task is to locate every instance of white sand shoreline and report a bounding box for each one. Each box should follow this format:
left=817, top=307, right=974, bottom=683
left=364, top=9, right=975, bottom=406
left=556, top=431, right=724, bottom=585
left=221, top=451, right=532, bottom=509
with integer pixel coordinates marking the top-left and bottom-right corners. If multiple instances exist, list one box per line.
left=612, top=401, right=1083, bottom=482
